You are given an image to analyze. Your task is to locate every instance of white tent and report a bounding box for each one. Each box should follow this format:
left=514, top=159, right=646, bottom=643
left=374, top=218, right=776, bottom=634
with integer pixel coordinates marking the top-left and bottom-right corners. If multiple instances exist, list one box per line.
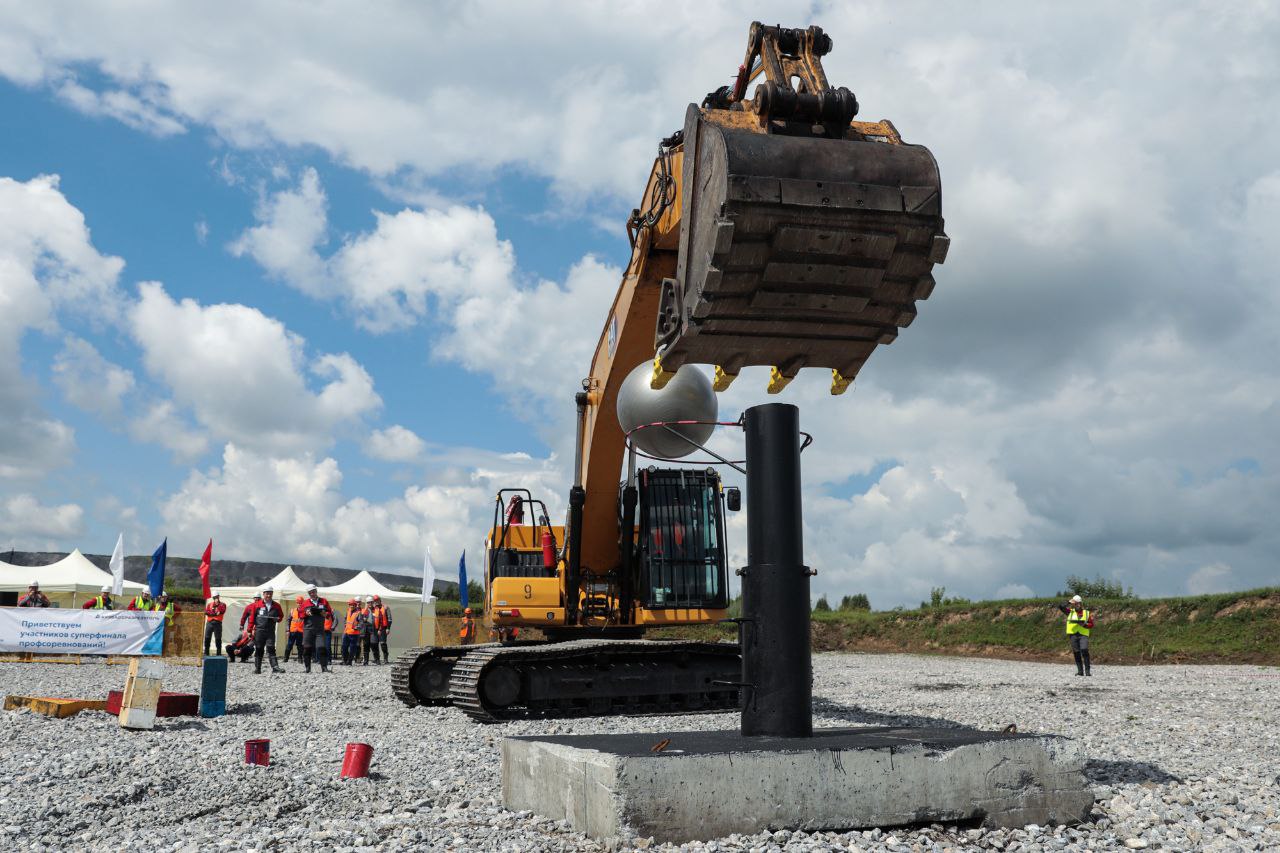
left=320, top=571, right=434, bottom=654
left=212, top=565, right=311, bottom=640
left=212, top=567, right=432, bottom=655
left=0, top=549, right=146, bottom=607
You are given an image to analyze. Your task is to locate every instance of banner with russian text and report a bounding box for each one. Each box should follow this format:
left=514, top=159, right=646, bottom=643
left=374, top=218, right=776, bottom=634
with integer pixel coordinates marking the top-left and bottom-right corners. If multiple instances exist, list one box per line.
left=0, top=609, right=166, bottom=655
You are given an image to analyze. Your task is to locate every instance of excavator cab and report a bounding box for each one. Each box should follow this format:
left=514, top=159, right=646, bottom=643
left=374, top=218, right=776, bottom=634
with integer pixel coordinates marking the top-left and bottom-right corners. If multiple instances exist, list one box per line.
left=485, top=491, right=566, bottom=630
left=635, top=468, right=729, bottom=611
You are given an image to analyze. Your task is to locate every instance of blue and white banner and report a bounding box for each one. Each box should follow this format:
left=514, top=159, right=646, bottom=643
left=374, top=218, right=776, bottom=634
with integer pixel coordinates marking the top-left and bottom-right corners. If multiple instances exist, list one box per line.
left=0, top=608, right=166, bottom=655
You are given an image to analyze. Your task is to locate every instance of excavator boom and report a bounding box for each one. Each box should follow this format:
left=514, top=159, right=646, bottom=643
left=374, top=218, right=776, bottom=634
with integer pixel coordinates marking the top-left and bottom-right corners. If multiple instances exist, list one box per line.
left=393, top=22, right=947, bottom=721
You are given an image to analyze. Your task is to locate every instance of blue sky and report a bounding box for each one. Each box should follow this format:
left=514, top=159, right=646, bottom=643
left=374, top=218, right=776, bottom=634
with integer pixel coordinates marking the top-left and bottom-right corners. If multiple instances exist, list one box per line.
left=2, top=3, right=1278, bottom=606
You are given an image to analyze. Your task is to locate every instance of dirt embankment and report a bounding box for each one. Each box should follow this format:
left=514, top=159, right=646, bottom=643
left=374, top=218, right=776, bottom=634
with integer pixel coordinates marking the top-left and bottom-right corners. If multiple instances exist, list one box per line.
left=807, top=590, right=1280, bottom=666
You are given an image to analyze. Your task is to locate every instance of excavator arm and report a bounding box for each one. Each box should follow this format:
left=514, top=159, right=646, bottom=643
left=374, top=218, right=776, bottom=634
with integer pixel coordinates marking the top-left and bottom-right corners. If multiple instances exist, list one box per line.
left=395, top=20, right=948, bottom=721
left=567, top=22, right=948, bottom=592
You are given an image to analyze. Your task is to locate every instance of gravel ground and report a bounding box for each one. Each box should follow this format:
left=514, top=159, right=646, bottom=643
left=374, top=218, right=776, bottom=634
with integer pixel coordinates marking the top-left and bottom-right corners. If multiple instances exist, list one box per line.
left=1, top=652, right=1277, bottom=852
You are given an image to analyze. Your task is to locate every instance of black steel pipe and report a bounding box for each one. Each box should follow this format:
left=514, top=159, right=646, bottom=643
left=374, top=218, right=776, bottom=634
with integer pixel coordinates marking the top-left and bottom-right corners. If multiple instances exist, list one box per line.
left=740, top=403, right=812, bottom=737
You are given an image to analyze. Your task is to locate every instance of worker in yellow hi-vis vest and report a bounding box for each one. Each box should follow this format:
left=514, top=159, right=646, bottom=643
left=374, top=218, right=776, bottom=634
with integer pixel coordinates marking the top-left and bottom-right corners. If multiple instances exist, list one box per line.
left=1057, top=594, right=1095, bottom=676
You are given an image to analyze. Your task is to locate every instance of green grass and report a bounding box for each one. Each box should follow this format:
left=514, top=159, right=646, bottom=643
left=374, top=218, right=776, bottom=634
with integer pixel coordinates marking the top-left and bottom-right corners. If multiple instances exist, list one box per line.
left=653, top=588, right=1280, bottom=665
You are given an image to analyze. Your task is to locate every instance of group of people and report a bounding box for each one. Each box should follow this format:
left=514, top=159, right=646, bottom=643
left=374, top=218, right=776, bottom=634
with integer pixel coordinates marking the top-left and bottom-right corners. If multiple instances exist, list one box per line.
left=212, top=586, right=393, bottom=673
left=18, top=581, right=179, bottom=625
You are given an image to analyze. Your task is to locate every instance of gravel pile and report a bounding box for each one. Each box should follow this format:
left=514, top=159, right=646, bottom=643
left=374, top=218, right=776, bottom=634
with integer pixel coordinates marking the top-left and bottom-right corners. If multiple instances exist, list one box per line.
left=1, top=653, right=1276, bottom=851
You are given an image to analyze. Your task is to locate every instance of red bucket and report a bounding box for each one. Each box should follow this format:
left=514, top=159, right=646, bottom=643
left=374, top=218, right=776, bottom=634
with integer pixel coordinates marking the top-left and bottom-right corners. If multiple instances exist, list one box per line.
left=244, top=738, right=270, bottom=766
left=340, top=742, right=374, bottom=779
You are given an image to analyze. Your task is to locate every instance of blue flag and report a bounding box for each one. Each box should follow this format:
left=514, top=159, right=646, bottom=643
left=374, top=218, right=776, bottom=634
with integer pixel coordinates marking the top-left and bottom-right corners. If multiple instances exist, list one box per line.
left=458, top=550, right=468, bottom=609
left=148, top=538, right=167, bottom=597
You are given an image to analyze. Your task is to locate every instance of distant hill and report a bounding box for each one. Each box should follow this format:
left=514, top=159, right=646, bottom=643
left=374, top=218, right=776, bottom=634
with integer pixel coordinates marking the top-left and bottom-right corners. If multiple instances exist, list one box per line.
left=3, top=550, right=458, bottom=597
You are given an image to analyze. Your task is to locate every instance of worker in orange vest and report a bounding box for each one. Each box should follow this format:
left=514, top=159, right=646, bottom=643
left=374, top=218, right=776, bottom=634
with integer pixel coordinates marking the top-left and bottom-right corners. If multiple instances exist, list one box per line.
left=203, top=592, right=227, bottom=656
left=283, top=595, right=305, bottom=663
left=340, top=599, right=362, bottom=665
left=459, top=607, right=476, bottom=645
left=371, top=595, right=393, bottom=662
left=359, top=596, right=381, bottom=665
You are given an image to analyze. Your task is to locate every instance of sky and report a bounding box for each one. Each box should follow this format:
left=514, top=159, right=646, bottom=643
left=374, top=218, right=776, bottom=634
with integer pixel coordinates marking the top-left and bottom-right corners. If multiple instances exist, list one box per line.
left=1, top=1, right=1277, bottom=608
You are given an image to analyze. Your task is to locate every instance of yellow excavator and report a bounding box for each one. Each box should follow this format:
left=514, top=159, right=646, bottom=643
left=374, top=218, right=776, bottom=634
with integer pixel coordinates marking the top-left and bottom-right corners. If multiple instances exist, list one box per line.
left=392, top=22, right=948, bottom=721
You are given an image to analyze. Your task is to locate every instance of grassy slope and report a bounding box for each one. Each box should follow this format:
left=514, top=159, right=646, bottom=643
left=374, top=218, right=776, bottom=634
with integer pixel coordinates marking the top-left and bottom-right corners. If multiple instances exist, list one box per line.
left=651, top=588, right=1280, bottom=665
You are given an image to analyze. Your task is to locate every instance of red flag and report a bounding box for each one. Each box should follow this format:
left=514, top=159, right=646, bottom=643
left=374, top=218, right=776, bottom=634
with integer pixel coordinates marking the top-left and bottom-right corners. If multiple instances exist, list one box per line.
left=198, top=539, right=213, bottom=599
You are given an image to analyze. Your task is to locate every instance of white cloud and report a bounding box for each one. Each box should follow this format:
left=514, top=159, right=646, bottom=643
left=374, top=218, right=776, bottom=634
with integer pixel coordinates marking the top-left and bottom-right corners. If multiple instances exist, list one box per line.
left=0, top=174, right=125, bottom=479
left=995, top=583, right=1035, bottom=600
left=228, top=167, right=330, bottom=297
left=159, top=442, right=564, bottom=572
left=128, top=400, right=210, bottom=462
left=1186, top=562, right=1235, bottom=596
left=0, top=494, right=84, bottom=540
left=232, top=170, right=620, bottom=431
left=129, top=282, right=382, bottom=453
left=4, top=6, right=1280, bottom=603
left=54, top=78, right=186, bottom=137
left=364, top=425, right=426, bottom=463
left=52, top=336, right=136, bottom=418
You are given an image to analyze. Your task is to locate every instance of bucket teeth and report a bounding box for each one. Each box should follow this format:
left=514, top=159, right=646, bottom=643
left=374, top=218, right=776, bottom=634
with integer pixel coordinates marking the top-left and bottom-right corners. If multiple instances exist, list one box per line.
left=649, top=356, right=677, bottom=390
left=713, top=365, right=738, bottom=392
left=766, top=367, right=794, bottom=395
left=831, top=369, right=853, bottom=396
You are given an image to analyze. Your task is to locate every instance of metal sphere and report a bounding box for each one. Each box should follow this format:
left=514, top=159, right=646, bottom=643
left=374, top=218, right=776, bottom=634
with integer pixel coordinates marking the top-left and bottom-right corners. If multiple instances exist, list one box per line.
left=616, top=362, right=717, bottom=459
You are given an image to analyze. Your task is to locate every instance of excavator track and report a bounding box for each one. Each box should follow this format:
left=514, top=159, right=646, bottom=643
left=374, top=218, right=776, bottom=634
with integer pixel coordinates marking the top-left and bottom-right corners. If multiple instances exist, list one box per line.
left=447, top=639, right=741, bottom=723
left=391, top=644, right=500, bottom=707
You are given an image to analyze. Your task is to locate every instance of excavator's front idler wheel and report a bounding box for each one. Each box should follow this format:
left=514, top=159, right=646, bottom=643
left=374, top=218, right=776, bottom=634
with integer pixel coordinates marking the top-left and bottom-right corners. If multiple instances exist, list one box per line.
left=480, top=664, right=522, bottom=708
left=413, top=658, right=455, bottom=703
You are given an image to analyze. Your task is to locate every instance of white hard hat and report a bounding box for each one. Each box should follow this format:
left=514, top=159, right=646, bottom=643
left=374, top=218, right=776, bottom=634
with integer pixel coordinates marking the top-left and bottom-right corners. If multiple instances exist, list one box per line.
left=253, top=592, right=262, bottom=599
left=30, top=581, right=39, bottom=588
left=365, top=595, right=374, bottom=603
left=306, top=584, right=317, bottom=592
left=211, top=591, right=220, bottom=597
left=262, top=586, right=274, bottom=593
left=1070, top=595, right=1083, bottom=603
left=100, top=585, right=110, bottom=593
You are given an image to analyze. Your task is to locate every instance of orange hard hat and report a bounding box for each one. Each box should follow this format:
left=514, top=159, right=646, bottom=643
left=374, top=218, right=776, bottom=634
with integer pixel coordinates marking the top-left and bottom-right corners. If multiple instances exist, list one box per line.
left=296, top=595, right=305, bottom=604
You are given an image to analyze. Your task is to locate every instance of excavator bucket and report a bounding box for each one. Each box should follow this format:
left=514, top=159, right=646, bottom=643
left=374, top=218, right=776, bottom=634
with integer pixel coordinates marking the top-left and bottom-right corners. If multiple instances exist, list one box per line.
left=654, top=106, right=947, bottom=394
left=652, top=24, right=947, bottom=394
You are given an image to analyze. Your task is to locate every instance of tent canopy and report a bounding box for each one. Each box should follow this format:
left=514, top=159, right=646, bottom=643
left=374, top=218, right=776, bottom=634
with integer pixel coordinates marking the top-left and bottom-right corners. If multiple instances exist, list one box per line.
left=319, top=570, right=421, bottom=602
left=211, top=565, right=312, bottom=602
left=0, top=549, right=146, bottom=595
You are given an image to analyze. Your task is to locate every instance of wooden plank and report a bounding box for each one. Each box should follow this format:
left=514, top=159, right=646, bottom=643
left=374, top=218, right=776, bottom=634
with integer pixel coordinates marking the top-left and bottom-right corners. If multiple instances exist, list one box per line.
left=4, top=695, right=109, bottom=718
left=119, top=657, right=165, bottom=730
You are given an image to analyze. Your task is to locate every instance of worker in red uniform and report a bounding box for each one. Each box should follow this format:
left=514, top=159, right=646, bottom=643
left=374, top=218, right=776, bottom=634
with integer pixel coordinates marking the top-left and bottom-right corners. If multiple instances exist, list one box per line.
left=18, top=582, right=51, bottom=608
left=225, top=629, right=255, bottom=663
left=128, top=590, right=156, bottom=611
left=300, top=584, right=333, bottom=673
left=204, top=592, right=227, bottom=656
left=372, top=595, right=393, bottom=662
left=239, top=592, right=261, bottom=631
left=341, top=599, right=362, bottom=665
left=283, top=595, right=305, bottom=663
left=81, top=585, right=114, bottom=610
left=244, top=587, right=285, bottom=674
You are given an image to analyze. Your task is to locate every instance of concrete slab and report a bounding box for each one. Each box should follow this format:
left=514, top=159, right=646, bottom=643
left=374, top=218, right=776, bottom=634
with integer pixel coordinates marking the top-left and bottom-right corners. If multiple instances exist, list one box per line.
left=503, top=726, right=1095, bottom=844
